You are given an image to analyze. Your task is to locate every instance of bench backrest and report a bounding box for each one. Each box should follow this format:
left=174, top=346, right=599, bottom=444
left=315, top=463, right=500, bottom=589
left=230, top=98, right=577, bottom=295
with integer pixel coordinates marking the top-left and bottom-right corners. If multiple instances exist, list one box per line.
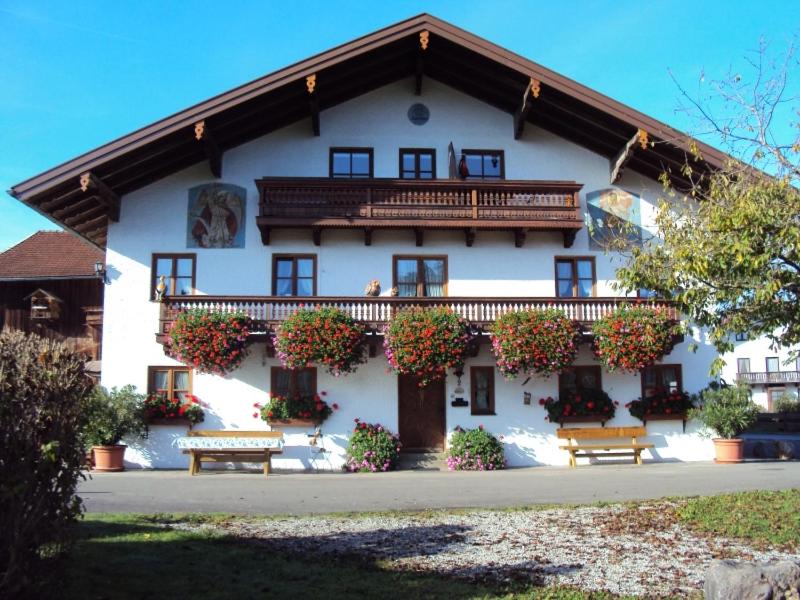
left=188, top=430, right=283, bottom=438
left=556, top=427, right=646, bottom=440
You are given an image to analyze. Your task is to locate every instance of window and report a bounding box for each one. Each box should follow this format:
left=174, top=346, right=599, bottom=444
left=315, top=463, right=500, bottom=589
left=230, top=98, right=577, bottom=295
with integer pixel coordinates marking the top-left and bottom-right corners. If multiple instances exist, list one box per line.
left=151, top=254, right=195, bottom=299
left=637, top=289, right=658, bottom=299
left=766, top=357, right=780, bottom=373
left=330, top=147, right=373, bottom=178
left=272, top=255, right=316, bottom=296
left=559, top=366, right=602, bottom=400
left=148, top=366, right=192, bottom=401
left=734, top=332, right=748, bottom=342
left=641, top=364, right=682, bottom=398
left=555, top=257, right=596, bottom=298
left=471, top=367, right=495, bottom=415
left=393, top=256, right=447, bottom=297
left=737, top=358, right=751, bottom=373
left=399, top=148, right=436, bottom=179
left=270, top=367, right=316, bottom=398
left=461, top=149, right=504, bottom=179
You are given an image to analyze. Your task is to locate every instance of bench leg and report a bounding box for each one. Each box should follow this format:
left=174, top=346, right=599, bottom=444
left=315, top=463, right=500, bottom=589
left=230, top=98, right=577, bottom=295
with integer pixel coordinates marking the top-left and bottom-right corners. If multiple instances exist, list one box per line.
left=188, top=451, right=197, bottom=475
left=263, top=451, right=270, bottom=476
left=569, top=450, right=577, bottom=468
left=634, top=450, right=642, bottom=466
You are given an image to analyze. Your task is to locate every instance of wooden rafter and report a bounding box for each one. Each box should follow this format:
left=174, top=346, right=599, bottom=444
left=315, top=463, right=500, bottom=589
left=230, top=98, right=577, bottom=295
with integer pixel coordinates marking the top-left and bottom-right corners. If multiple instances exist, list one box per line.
left=193, top=120, right=223, bottom=178
left=306, top=74, right=320, bottom=136
left=415, top=30, right=428, bottom=95
left=514, top=78, right=540, bottom=140
left=78, top=172, right=120, bottom=222
left=75, top=214, right=108, bottom=234
left=610, top=129, right=649, bottom=184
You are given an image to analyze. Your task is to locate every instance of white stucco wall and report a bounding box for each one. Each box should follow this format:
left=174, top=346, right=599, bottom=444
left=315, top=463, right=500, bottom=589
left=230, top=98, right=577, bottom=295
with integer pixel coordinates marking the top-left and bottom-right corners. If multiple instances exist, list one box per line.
left=103, top=77, right=717, bottom=469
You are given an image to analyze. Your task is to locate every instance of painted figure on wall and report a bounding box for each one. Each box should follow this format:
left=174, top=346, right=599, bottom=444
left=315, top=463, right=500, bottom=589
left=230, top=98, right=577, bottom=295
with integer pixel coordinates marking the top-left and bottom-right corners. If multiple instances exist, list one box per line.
left=187, top=184, right=246, bottom=248
left=586, top=188, right=645, bottom=250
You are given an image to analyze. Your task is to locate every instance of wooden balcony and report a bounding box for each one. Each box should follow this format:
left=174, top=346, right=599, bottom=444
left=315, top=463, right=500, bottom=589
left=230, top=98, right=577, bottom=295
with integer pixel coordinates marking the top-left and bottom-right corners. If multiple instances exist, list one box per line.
left=256, top=177, right=584, bottom=248
left=156, top=295, right=678, bottom=343
left=737, top=371, right=800, bottom=385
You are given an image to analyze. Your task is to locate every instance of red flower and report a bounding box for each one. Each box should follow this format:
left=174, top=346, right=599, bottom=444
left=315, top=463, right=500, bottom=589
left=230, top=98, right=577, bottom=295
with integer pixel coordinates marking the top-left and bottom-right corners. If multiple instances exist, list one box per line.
left=332, top=403, right=339, bottom=410
left=252, top=412, right=259, bottom=419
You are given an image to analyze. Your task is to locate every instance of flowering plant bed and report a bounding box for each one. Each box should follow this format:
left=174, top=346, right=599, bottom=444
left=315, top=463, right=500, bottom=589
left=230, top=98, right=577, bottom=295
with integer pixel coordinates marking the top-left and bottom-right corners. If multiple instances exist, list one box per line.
left=627, top=390, right=693, bottom=426
left=255, top=392, right=337, bottom=425
left=345, top=419, right=401, bottom=472
left=490, top=308, right=580, bottom=378
left=384, top=307, right=471, bottom=387
left=540, top=388, right=617, bottom=425
left=592, top=305, right=679, bottom=373
left=447, top=425, right=506, bottom=471
left=144, top=394, right=205, bottom=425
left=274, top=307, right=367, bottom=376
left=168, top=309, right=250, bottom=375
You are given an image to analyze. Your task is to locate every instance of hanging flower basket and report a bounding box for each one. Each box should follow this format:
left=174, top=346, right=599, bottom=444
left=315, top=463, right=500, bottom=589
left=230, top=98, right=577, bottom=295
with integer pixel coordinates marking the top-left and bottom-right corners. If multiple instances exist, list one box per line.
left=167, top=309, right=250, bottom=375
left=592, top=305, right=679, bottom=373
left=274, top=307, right=367, bottom=376
left=384, top=306, right=471, bottom=387
left=540, top=388, right=617, bottom=426
left=490, top=308, right=580, bottom=379
left=254, top=392, right=338, bottom=426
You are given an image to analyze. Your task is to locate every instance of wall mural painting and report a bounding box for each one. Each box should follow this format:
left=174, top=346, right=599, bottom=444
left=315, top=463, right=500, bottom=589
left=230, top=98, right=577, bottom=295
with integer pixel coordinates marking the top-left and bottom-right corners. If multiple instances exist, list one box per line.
left=187, top=184, right=246, bottom=248
left=585, top=188, right=645, bottom=250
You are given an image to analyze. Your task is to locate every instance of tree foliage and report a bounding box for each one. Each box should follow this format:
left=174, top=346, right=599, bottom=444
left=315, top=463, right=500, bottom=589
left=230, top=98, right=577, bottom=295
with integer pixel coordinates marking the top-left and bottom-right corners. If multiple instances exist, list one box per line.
left=615, top=40, right=800, bottom=370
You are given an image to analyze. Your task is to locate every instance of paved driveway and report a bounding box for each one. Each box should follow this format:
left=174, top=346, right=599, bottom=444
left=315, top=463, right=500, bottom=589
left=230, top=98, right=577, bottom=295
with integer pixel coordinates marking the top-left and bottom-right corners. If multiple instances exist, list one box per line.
left=79, top=461, right=800, bottom=515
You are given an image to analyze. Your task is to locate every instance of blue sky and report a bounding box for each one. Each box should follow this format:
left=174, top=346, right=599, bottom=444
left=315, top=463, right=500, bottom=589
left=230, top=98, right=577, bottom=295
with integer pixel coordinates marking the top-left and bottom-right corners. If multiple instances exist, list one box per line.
left=1, top=0, right=797, bottom=251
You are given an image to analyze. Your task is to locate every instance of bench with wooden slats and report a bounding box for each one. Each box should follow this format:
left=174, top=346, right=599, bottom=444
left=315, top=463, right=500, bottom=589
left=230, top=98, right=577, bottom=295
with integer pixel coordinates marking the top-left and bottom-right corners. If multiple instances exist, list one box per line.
left=556, top=426, right=654, bottom=467
left=178, top=430, right=284, bottom=476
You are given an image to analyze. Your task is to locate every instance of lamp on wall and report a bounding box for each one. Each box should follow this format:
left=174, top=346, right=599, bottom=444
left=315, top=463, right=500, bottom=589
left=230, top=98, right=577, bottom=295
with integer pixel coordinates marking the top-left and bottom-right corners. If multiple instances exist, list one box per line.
left=94, top=260, right=109, bottom=285
left=454, top=367, right=464, bottom=395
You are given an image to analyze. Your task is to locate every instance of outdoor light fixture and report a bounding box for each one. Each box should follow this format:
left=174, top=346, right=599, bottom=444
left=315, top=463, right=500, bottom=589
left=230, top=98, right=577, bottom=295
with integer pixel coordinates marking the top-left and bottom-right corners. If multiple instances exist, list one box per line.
left=94, top=260, right=109, bottom=284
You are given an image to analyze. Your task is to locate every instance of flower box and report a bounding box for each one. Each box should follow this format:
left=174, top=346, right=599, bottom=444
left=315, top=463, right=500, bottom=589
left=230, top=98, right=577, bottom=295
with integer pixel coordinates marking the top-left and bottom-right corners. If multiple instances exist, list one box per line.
left=267, top=418, right=318, bottom=428
left=557, top=415, right=610, bottom=427
left=640, top=412, right=688, bottom=432
left=147, top=417, right=194, bottom=428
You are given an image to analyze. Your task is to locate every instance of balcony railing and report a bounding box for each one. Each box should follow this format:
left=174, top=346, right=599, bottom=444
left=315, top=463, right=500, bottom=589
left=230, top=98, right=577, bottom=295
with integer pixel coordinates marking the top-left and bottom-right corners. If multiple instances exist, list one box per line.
left=737, top=371, right=800, bottom=385
left=255, top=177, right=584, bottom=247
left=157, top=295, right=678, bottom=340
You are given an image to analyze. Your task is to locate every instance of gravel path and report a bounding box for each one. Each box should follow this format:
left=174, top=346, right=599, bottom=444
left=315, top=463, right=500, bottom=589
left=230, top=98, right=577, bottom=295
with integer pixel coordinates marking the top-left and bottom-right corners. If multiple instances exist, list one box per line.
left=174, top=503, right=797, bottom=598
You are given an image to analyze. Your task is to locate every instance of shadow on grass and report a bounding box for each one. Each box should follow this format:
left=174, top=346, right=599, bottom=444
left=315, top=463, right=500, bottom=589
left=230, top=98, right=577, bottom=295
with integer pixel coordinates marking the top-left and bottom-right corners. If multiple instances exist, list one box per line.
left=57, top=515, right=590, bottom=600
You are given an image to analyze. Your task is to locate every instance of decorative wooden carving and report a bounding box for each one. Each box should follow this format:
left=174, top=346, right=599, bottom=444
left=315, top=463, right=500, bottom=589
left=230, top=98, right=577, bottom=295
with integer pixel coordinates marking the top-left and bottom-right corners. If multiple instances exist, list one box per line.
left=419, top=30, right=429, bottom=50
left=610, top=128, right=649, bottom=184
left=259, top=227, right=271, bottom=245
left=562, top=229, right=578, bottom=248
left=514, top=78, right=541, bottom=139
left=513, top=228, right=526, bottom=248
left=306, top=74, right=320, bottom=136
left=78, top=172, right=120, bottom=222
left=465, top=228, right=476, bottom=247
left=364, top=227, right=373, bottom=246
left=530, top=78, right=541, bottom=98
left=312, top=227, right=322, bottom=246
left=194, top=120, right=205, bottom=141
left=193, top=120, right=222, bottom=178
left=305, top=74, right=316, bottom=94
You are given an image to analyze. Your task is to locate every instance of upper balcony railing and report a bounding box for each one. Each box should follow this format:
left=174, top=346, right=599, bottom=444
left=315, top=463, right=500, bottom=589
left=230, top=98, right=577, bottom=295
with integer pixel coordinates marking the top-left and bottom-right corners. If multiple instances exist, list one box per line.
left=737, top=371, right=800, bottom=385
left=255, top=177, right=584, bottom=248
left=156, top=295, right=678, bottom=341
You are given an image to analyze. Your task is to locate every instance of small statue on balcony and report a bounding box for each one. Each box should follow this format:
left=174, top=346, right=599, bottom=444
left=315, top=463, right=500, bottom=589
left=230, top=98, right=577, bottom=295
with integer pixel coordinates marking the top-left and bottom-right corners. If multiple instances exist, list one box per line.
left=155, top=275, right=167, bottom=302
left=364, top=280, right=381, bottom=296
left=390, top=286, right=399, bottom=297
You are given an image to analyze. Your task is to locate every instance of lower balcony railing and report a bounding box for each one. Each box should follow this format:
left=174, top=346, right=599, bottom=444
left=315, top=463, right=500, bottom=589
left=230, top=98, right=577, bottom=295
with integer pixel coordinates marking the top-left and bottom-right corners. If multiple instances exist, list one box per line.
left=737, top=371, right=800, bottom=385
left=157, top=295, right=678, bottom=340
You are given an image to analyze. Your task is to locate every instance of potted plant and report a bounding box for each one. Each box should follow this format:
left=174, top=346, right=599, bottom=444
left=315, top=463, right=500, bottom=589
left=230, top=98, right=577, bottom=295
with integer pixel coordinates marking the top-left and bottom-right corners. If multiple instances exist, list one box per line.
left=144, top=393, right=205, bottom=427
left=254, top=391, right=338, bottom=427
left=689, top=382, right=760, bottom=463
left=84, top=385, right=148, bottom=471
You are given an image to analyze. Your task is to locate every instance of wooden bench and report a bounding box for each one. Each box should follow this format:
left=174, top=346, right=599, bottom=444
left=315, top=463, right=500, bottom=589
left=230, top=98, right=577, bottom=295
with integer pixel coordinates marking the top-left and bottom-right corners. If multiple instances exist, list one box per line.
left=557, top=426, right=654, bottom=467
left=179, top=430, right=284, bottom=476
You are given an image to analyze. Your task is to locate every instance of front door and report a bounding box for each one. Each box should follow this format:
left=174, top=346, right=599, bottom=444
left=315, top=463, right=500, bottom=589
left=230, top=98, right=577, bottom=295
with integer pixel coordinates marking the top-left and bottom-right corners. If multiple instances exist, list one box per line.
left=398, top=375, right=446, bottom=452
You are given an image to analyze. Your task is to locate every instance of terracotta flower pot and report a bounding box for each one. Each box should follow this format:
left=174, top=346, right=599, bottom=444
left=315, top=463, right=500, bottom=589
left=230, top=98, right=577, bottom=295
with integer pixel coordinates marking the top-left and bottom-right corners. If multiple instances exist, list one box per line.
left=92, top=445, right=127, bottom=471
left=713, top=438, right=744, bottom=463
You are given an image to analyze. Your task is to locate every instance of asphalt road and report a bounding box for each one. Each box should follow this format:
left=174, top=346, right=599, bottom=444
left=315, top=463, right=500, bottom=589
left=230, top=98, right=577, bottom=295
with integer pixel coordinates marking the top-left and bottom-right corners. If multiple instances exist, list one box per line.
left=78, top=461, right=800, bottom=515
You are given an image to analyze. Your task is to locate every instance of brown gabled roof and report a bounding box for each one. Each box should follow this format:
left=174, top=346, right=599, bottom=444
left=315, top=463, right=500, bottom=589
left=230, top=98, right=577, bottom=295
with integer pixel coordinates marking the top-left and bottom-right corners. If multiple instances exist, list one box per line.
left=8, top=13, right=730, bottom=249
left=0, top=231, right=104, bottom=280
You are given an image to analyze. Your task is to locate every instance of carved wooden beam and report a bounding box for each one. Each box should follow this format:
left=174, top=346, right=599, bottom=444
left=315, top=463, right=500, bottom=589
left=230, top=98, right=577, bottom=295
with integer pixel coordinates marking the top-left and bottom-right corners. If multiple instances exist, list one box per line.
left=65, top=205, right=106, bottom=227
left=259, top=227, right=271, bottom=245
left=562, top=230, right=578, bottom=248
left=78, top=172, right=120, bottom=222
left=513, top=228, right=526, bottom=248
left=306, top=74, right=320, bottom=136
left=312, top=227, right=322, bottom=246
left=414, top=228, right=424, bottom=247
left=75, top=214, right=108, bottom=234
left=610, top=129, right=649, bottom=184
left=513, top=78, right=540, bottom=140
left=464, top=228, right=476, bottom=247
left=364, top=227, right=373, bottom=246
left=193, top=120, right=223, bottom=178
left=415, top=30, right=429, bottom=95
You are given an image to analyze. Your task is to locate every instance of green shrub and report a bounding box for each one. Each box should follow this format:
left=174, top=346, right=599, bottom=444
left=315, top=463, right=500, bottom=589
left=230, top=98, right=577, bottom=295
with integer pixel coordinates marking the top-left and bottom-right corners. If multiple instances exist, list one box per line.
left=84, top=385, right=148, bottom=447
left=447, top=426, right=506, bottom=470
left=689, top=382, right=760, bottom=439
left=345, top=419, right=401, bottom=472
left=773, top=390, right=800, bottom=413
left=0, top=331, right=94, bottom=598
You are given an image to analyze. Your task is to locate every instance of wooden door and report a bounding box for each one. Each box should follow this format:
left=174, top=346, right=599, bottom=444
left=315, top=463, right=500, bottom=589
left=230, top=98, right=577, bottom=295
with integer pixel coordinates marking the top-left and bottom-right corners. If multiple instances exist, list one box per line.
left=398, top=375, right=446, bottom=451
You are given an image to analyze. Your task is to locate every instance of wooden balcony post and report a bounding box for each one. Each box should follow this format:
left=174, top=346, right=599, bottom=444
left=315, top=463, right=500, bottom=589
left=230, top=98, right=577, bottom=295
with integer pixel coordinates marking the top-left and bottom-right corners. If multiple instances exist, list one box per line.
left=366, top=188, right=372, bottom=218
left=471, top=189, right=478, bottom=219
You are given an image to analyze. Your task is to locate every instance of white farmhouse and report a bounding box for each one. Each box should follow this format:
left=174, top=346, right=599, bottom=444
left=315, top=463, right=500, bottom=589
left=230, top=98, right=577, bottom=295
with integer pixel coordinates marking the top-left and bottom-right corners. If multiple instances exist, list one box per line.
left=10, top=14, right=737, bottom=469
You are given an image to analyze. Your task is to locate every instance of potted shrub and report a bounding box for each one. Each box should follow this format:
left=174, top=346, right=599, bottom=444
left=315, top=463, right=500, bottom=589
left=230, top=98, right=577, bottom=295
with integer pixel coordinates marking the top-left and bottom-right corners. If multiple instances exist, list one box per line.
left=167, top=309, right=250, bottom=376
left=384, top=306, right=471, bottom=387
left=592, top=305, right=679, bottom=372
left=447, top=425, right=506, bottom=471
left=84, top=385, right=148, bottom=471
left=255, top=391, right=338, bottom=426
left=490, top=308, right=580, bottom=379
left=345, top=419, right=401, bottom=472
left=144, top=393, right=205, bottom=427
left=689, top=382, right=760, bottom=463
left=274, top=306, right=367, bottom=376
left=540, top=388, right=617, bottom=426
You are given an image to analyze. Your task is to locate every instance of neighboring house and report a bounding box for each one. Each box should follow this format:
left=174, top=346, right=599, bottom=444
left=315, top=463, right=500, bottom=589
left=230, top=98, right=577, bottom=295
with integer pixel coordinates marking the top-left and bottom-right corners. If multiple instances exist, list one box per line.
left=721, top=336, right=800, bottom=410
left=0, top=231, right=105, bottom=376
left=10, top=14, right=735, bottom=469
